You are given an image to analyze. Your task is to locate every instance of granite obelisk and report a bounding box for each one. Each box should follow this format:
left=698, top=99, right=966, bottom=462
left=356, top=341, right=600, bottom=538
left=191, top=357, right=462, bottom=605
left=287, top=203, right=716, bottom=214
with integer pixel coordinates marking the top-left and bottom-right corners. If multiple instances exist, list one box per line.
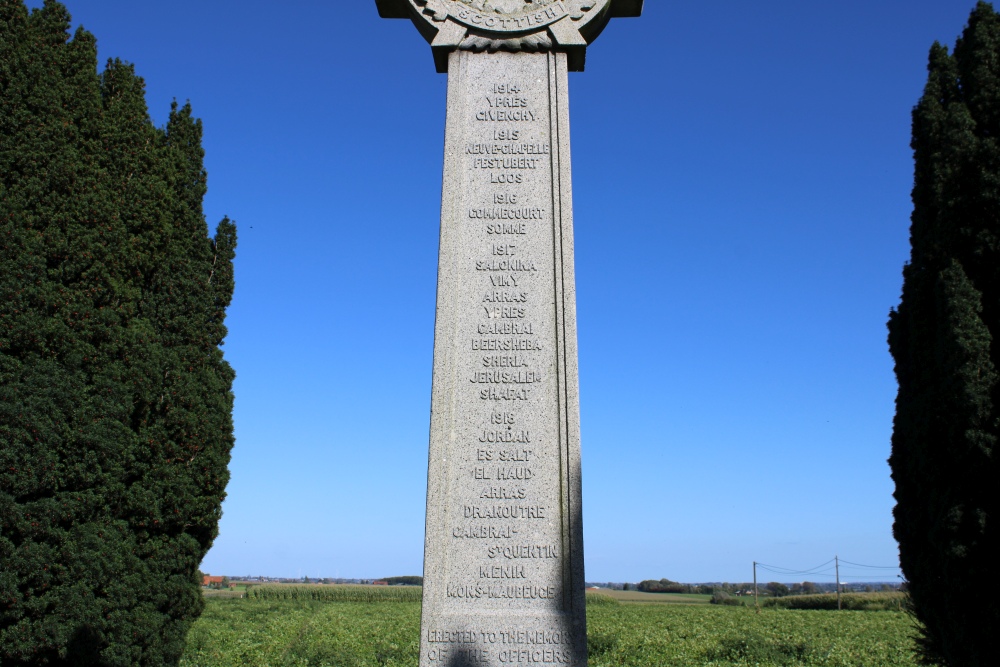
left=376, top=3, right=642, bottom=665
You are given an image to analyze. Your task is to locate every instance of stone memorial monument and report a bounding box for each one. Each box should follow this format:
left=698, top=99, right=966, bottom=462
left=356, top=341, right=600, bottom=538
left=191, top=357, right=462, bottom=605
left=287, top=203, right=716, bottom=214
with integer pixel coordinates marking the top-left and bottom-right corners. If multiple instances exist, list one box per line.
left=375, top=2, right=642, bottom=665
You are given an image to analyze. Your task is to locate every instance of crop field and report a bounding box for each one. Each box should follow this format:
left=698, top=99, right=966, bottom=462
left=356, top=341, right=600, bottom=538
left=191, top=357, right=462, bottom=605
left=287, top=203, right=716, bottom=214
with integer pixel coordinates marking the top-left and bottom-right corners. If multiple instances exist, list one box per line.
left=586, top=603, right=920, bottom=666
left=594, top=589, right=713, bottom=604
left=179, top=594, right=921, bottom=666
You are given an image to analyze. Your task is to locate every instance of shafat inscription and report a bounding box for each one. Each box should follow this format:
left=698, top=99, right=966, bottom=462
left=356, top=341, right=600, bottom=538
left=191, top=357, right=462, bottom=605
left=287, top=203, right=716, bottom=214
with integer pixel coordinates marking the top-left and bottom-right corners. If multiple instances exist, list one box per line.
left=480, top=387, right=531, bottom=401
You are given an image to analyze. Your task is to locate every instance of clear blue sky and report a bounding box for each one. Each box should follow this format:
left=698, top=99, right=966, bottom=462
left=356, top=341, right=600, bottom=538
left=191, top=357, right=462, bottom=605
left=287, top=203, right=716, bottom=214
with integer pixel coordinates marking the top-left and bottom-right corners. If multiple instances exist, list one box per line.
left=24, top=0, right=979, bottom=584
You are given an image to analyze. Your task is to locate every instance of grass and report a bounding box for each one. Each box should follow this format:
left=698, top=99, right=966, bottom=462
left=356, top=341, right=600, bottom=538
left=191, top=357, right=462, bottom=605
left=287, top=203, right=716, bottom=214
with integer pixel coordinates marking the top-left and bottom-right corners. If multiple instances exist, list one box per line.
left=179, top=595, right=921, bottom=666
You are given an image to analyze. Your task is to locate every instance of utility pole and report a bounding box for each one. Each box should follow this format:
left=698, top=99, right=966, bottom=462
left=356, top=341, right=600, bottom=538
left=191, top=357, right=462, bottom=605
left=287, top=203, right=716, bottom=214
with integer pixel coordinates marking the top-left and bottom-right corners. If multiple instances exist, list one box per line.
left=835, top=555, right=841, bottom=610
left=753, top=561, right=759, bottom=610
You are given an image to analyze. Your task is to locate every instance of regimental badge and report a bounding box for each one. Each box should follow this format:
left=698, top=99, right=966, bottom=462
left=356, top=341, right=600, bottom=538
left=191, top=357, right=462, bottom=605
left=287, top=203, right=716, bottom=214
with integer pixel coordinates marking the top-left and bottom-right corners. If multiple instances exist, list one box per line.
left=413, top=0, right=607, bottom=34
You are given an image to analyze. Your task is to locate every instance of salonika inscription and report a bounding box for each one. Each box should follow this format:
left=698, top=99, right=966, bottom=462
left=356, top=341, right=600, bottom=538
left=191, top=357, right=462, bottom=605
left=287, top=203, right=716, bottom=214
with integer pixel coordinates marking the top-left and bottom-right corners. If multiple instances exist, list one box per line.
left=376, top=2, right=642, bottom=665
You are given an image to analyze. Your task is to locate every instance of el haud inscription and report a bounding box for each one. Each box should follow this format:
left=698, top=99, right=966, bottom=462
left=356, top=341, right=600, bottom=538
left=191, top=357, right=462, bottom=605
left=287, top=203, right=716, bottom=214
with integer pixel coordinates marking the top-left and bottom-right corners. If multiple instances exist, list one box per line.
left=376, top=1, right=642, bottom=665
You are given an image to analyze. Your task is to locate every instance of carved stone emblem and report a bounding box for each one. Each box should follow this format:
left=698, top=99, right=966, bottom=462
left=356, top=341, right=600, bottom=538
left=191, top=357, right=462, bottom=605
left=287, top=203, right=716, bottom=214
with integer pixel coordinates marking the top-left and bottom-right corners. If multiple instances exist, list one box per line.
left=413, top=0, right=610, bottom=35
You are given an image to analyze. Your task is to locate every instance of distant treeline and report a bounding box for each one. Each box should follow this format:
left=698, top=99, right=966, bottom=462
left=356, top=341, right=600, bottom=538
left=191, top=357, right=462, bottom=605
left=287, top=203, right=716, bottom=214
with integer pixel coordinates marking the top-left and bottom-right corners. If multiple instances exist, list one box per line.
left=246, top=586, right=422, bottom=603
left=586, top=580, right=902, bottom=597
left=762, top=592, right=906, bottom=611
left=381, top=576, right=423, bottom=586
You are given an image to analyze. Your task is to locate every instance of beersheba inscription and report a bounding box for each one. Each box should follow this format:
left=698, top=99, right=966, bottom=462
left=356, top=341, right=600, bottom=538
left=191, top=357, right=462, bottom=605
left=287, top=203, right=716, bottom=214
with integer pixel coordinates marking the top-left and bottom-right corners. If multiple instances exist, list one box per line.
left=375, top=2, right=643, bottom=665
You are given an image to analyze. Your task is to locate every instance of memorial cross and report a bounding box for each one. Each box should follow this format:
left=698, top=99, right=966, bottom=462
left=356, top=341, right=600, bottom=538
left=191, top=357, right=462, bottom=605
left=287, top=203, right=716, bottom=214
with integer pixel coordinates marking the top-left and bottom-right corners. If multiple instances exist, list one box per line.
left=375, top=2, right=643, bottom=665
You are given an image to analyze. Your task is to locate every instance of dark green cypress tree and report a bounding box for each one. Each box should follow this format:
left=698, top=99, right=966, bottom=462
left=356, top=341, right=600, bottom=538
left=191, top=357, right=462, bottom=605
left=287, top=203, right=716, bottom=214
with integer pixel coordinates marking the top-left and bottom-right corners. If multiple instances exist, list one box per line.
left=888, top=3, right=999, bottom=665
left=0, top=1, right=236, bottom=664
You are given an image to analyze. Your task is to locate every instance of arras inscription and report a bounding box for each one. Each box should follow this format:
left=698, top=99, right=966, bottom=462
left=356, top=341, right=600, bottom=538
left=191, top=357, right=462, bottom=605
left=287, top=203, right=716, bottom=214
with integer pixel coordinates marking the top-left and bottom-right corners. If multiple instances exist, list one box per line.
left=376, top=2, right=642, bottom=665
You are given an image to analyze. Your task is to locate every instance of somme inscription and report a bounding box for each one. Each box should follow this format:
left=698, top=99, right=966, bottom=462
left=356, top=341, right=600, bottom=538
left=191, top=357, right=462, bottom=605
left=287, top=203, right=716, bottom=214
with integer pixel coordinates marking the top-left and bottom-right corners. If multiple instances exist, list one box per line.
left=376, top=2, right=642, bottom=665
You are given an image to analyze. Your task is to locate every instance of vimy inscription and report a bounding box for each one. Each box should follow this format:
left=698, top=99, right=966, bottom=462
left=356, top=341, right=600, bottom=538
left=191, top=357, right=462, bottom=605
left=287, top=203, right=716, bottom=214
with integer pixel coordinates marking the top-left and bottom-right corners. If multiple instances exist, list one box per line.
left=376, top=2, right=642, bottom=666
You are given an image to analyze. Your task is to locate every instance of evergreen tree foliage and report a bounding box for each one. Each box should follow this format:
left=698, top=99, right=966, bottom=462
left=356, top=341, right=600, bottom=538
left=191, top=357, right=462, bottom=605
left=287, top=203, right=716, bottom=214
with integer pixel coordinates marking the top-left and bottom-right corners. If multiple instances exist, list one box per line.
left=888, top=3, right=999, bottom=665
left=0, top=1, right=236, bottom=664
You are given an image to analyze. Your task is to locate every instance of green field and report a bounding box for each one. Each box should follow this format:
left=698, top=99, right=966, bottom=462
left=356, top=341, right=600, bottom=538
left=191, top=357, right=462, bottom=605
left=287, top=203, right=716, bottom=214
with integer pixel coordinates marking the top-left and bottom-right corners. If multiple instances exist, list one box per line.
left=593, top=589, right=713, bottom=604
left=179, top=594, right=921, bottom=666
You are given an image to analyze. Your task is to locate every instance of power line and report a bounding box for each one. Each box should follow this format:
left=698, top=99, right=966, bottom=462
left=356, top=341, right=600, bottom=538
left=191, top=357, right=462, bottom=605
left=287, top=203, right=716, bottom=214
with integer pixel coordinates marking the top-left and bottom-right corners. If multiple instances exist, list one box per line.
left=757, top=565, right=837, bottom=576
left=754, top=558, right=836, bottom=576
left=838, top=558, right=899, bottom=570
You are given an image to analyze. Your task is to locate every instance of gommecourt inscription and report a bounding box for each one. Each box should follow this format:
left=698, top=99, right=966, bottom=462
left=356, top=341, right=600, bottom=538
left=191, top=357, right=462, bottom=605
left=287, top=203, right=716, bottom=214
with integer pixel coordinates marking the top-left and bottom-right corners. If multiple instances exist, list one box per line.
left=376, top=2, right=642, bottom=665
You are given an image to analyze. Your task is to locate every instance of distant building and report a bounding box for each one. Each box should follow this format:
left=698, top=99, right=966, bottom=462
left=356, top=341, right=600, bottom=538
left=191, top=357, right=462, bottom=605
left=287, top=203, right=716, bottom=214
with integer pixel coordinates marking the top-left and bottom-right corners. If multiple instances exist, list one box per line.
left=203, top=575, right=224, bottom=587
left=373, top=580, right=388, bottom=586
